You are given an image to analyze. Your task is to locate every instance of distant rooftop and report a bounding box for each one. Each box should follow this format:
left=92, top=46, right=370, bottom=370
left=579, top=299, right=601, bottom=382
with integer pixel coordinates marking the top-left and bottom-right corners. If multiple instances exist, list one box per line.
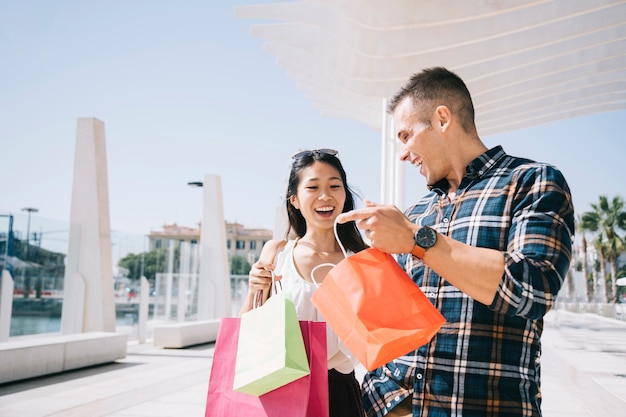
left=149, top=222, right=272, bottom=240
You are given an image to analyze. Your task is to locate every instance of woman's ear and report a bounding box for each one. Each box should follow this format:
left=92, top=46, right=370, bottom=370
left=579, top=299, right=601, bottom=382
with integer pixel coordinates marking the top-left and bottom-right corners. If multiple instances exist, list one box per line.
left=289, top=195, right=300, bottom=210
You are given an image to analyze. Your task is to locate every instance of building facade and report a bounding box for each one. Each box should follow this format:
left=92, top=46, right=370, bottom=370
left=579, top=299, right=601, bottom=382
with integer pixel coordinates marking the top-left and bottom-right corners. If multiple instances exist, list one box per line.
left=148, top=222, right=272, bottom=266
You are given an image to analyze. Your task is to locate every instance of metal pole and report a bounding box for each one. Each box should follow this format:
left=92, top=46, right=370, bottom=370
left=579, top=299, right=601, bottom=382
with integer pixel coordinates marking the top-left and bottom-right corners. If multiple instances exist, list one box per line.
left=20, top=208, right=38, bottom=299
left=21, top=208, right=38, bottom=260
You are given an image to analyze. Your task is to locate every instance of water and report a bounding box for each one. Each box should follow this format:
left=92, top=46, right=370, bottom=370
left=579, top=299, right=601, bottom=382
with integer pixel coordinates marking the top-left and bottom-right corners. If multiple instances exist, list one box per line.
left=10, top=315, right=61, bottom=336
left=10, top=314, right=139, bottom=337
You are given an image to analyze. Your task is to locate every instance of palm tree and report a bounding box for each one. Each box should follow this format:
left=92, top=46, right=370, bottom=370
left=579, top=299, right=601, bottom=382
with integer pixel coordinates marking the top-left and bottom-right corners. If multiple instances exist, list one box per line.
left=595, top=236, right=608, bottom=303
left=606, top=235, right=625, bottom=302
left=575, top=214, right=591, bottom=302
left=581, top=195, right=626, bottom=302
left=564, top=268, right=575, bottom=302
left=617, top=264, right=626, bottom=303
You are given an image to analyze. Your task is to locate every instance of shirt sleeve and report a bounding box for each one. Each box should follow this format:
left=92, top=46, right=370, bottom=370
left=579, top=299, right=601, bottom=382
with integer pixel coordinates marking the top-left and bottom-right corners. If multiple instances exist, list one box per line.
left=490, top=163, right=575, bottom=320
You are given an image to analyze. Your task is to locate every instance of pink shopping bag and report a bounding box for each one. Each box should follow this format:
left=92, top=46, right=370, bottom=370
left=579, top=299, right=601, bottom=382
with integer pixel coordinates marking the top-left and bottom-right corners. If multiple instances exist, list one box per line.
left=205, top=318, right=329, bottom=417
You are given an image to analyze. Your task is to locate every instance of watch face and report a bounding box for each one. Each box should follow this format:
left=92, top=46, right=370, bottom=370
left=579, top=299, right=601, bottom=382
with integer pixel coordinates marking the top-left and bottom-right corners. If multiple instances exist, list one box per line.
left=415, top=226, right=437, bottom=249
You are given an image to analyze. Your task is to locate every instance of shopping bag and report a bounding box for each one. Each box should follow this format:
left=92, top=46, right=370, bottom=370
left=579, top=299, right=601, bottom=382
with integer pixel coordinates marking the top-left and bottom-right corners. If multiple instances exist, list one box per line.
left=233, top=290, right=310, bottom=396
left=205, top=318, right=329, bottom=417
left=300, top=321, right=329, bottom=417
left=310, top=222, right=446, bottom=371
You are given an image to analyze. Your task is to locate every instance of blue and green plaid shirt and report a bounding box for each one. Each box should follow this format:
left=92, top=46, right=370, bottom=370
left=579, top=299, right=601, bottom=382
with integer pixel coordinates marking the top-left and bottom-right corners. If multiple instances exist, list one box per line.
left=362, top=146, right=575, bottom=417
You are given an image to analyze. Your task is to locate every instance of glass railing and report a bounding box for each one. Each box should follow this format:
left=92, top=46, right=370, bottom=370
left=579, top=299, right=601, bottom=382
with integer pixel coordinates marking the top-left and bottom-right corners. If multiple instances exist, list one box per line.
left=0, top=211, right=148, bottom=337
left=1, top=211, right=251, bottom=340
left=1, top=211, right=69, bottom=337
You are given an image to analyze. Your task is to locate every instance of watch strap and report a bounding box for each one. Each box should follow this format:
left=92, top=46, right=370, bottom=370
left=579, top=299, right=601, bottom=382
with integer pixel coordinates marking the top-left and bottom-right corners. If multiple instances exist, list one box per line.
left=411, top=245, right=425, bottom=259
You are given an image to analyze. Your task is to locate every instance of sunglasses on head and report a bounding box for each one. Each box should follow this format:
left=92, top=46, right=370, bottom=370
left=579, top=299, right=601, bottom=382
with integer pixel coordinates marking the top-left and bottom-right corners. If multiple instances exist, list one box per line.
left=291, top=148, right=339, bottom=160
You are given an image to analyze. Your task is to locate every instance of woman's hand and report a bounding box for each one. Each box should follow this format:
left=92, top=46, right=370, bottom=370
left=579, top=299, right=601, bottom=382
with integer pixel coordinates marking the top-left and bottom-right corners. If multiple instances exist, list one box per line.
left=239, top=239, right=286, bottom=316
left=247, top=260, right=276, bottom=294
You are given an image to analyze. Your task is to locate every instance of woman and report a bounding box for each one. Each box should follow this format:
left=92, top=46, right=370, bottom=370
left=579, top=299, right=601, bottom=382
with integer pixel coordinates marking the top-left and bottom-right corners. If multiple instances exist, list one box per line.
left=240, top=148, right=368, bottom=417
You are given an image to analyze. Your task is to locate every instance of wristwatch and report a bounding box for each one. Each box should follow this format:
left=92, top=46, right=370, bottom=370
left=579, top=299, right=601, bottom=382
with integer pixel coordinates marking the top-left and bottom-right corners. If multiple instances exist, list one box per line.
left=411, top=225, right=437, bottom=259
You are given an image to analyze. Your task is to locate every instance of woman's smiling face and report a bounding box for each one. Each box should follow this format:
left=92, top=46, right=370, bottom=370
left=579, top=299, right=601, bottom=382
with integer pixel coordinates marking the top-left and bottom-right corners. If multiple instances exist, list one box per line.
left=290, top=160, right=346, bottom=230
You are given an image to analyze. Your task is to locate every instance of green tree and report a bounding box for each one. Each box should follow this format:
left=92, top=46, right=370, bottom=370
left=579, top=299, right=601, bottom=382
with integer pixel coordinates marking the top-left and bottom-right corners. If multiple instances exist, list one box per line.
left=581, top=195, right=626, bottom=302
left=230, top=255, right=251, bottom=275
left=118, top=247, right=176, bottom=282
left=118, top=252, right=143, bottom=280
left=141, top=249, right=170, bottom=281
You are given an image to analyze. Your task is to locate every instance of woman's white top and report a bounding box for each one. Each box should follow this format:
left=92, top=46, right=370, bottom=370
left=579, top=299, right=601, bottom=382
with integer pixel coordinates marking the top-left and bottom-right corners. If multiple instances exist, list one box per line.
left=274, top=239, right=357, bottom=374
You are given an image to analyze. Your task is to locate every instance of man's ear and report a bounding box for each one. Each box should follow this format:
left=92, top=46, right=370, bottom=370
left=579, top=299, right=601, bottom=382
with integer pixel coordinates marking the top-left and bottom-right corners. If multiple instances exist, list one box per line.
left=435, top=105, right=451, bottom=132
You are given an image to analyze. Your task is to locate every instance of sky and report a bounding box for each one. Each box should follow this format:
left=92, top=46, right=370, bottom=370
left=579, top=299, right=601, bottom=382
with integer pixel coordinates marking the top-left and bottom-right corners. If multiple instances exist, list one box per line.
left=1, top=0, right=625, bottom=247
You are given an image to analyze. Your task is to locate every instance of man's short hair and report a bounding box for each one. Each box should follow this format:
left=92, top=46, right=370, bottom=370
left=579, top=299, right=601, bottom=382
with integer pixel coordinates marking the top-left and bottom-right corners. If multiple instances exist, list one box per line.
left=388, top=67, right=476, bottom=134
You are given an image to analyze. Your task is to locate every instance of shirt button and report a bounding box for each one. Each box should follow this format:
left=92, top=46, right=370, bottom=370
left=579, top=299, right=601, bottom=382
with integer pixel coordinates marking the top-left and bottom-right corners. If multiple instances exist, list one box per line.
left=395, top=396, right=400, bottom=401
left=429, top=292, right=436, bottom=298
left=387, top=402, right=392, bottom=408
left=443, top=218, right=449, bottom=223
left=479, top=170, right=484, bottom=175
left=416, top=373, right=423, bottom=380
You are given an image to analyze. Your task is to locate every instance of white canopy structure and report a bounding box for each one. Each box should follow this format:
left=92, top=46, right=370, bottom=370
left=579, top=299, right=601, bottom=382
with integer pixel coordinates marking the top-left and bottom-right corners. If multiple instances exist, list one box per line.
left=236, top=0, right=626, bottom=206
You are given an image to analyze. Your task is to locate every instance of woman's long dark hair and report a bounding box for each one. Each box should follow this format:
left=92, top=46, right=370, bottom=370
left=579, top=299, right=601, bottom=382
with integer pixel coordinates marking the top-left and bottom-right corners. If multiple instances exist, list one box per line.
left=285, top=151, right=368, bottom=253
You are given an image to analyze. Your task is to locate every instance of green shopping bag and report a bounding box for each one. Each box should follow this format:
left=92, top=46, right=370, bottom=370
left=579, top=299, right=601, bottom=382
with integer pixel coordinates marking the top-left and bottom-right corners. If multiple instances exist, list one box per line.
left=233, top=278, right=310, bottom=396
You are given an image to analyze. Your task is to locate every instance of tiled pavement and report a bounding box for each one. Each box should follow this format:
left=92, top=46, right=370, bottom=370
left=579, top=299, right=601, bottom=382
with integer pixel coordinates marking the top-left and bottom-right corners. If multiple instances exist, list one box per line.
left=0, top=309, right=625, bottom=416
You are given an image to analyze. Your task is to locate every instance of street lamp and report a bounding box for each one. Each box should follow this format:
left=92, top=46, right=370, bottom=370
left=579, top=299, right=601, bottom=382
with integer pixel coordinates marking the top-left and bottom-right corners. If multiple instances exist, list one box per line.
left=20, top=207, right=38, bottom=299
left=188, top=180, right=204, bottom=231
left=188, top=179, right=204, bottom=238
left=187, top=181, right=204, bottom=229
left=21, top=208, right=38, bottom=259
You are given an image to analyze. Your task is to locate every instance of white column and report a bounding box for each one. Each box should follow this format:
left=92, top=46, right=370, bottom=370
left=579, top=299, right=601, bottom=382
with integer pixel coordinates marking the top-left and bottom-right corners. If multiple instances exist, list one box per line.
left=393, top=138, right=404, bottom=210
left=189, top=241, right=199, bottom=307
left=0, top=270, right=14, bottom=341
left=273, top=205, right=289, bottom=240
left=61, top=118, right=115, bottom=333
left=177, top=241, right=190, bottom=322
left=164, top=239, right=175, bottom=320
left=198, top=174, right=231, bottom=319
left=380, top=98, right=390, bottom=204
left=138, top=276, right=149, bottom=344
left=380, top=98, right=403, bottom=208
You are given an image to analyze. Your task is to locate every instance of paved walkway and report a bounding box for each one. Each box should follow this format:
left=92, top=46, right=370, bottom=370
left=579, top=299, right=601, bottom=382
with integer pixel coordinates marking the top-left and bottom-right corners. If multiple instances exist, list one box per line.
left=0, top=309, right=625, bottom=416
left=539, top=310, right=626, bottom=417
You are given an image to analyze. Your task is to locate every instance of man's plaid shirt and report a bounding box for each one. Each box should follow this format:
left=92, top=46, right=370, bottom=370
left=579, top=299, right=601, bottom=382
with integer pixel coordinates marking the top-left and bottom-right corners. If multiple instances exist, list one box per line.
left=362, top=146, right=575, bottom=417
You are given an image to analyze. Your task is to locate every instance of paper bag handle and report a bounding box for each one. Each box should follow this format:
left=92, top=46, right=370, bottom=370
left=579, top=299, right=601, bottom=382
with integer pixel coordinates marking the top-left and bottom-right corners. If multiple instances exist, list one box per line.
left=309, top=219, right=350, bottom=285
left=334, top=219, right=349, bottom=258
left=253, top=269, right=282, bottom=308
left=310, top=263, right=336, bottom=287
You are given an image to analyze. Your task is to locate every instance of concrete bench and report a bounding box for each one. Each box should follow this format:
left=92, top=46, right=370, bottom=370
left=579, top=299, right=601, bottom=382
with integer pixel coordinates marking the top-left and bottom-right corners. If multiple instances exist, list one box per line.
left=153, top=319, right=221, bottom=348
left=0, top=332, right=127, bottom=384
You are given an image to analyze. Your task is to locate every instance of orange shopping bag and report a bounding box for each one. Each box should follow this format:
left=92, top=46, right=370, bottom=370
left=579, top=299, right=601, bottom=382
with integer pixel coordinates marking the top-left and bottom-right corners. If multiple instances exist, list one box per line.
left=310, top=223, right=446, bottom=371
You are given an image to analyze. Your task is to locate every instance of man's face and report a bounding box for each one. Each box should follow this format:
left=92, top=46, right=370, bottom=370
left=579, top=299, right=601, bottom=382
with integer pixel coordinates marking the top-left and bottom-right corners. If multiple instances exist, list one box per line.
left=393, top=97, right=447, bottom=187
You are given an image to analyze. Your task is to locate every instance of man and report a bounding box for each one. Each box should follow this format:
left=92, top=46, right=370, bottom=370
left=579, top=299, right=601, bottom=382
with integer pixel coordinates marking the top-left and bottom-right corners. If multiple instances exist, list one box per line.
left=337, top=67, right=574, bottom=417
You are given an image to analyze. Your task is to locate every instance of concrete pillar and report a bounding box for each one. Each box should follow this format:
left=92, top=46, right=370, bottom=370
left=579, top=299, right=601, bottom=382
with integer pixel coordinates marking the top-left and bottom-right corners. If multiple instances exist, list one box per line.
left=0, top=270, right=14, bottom=341
left=197, top=174, right=231, bottom=319
left=61, top=118, right=115, bottom=333
left=177, top=242, right=189, bottom=323
left=381, top=98, right=391, bottom=205
left=273, top=205, right=289, bottom=240
left=138, top=276, right=149, bottom=344
left=164, top=240, right=175, bottom=319
left=380, top=98, right=403, bottom=208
